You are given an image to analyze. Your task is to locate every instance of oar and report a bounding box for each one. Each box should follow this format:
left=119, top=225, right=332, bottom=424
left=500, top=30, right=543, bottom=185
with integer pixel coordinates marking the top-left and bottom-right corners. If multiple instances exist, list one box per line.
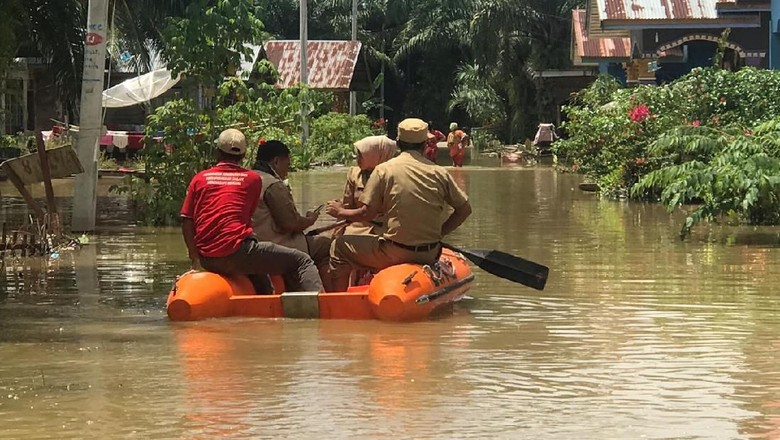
left=305, top=220, right=348, bottom=236
left=442, top=242, right=549, bottom=291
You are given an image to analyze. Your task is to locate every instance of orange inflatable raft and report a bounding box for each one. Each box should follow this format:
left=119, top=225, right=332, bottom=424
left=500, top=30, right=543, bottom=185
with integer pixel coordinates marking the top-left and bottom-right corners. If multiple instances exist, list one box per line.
left=166, top=248, right=474, bottom=322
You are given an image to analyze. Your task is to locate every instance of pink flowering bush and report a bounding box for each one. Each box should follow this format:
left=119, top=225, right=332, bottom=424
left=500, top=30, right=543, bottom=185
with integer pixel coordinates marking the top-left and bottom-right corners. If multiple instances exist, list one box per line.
left=629, top=104, right=651, bottom=123
left=557, top=66, right=780, bottom=236
left=556, top=67, right=780, bottom=198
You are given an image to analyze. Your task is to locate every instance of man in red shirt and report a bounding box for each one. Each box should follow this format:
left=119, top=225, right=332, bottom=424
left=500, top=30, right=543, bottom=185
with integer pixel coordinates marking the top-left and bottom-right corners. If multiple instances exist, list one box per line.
left=180, top=128, right=322, bottom=293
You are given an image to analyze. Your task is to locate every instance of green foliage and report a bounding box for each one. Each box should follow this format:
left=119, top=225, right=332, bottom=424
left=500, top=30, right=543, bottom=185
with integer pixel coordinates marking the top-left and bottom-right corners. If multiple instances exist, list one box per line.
left=308, top=113, right=379, bottom=166
left=161, top=0, right=264, bottom=85
left=250, top=59, right=281, bottom=85
left=448, top=63, right=506, bottom=127
left=215, top=83, right=335, bottom=168
left=0, top=1, right=23, bottom=76
left=112, top=79, right=377, bottom=224
left=560, top=67, right=780, bottom=236
left=470, top=128, right=502, bottom=153
left=0, top=135, right=18, bottom=148
left=111, top=98, right=213, bottom=225
left=632, top=122, right=780, bottom=238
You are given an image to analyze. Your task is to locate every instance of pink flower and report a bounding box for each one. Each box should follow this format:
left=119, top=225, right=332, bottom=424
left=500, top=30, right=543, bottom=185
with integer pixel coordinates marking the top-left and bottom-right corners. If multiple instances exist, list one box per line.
left=635, top=158, right=647, bottom=165
left=629, top=104, right=651, bottom=123
left=692, top=120, right=701, bottom=127
left=744, top=129, right=753, bottom=136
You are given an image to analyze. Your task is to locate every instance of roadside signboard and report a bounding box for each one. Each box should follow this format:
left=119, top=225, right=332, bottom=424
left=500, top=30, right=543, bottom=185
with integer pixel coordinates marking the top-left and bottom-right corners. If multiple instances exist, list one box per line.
left=0, top=144, right=84, bottom=185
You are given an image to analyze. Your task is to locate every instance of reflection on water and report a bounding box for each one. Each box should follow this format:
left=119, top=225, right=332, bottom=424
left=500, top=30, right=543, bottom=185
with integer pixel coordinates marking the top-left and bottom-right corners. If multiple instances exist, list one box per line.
left=2, top=167, right=780, bottom=438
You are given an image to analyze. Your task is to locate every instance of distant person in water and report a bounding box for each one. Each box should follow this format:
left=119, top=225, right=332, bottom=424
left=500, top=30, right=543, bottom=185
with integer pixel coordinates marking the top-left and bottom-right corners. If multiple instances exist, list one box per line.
left=447, top=122, right=467, bottom=167
left=424, top=122, right=445, bottom=163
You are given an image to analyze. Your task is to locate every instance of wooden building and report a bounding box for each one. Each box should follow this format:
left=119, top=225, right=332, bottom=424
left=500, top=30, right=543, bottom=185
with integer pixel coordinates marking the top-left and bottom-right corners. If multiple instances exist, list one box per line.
left=572, top=0, right=772, bottom=84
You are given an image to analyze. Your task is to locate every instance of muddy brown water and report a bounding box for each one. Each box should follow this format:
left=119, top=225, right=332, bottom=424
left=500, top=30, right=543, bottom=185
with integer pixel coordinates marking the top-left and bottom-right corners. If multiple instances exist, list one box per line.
left=2, top=163, right=780, bottom=439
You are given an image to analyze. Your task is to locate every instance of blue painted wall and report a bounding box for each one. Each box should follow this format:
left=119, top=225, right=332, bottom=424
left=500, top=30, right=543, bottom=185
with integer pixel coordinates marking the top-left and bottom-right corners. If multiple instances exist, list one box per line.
left=772, top=0, right=780, bottom=69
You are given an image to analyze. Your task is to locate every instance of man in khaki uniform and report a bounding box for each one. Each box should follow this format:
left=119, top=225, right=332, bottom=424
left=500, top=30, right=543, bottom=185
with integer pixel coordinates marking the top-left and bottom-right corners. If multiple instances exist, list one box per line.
left=325, top=118, right=472, bottom=291
left=251, top=140, right=333, bottom=291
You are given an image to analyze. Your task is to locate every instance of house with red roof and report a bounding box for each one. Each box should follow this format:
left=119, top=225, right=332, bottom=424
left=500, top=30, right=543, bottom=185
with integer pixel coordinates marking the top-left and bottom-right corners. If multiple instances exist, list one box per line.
left=572, top=0, right=772, bottom=84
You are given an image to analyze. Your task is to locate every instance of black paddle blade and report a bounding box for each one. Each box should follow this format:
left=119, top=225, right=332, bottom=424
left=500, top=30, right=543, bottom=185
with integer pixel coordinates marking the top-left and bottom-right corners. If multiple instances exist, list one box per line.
left=443, top=243, right=549, bottom=290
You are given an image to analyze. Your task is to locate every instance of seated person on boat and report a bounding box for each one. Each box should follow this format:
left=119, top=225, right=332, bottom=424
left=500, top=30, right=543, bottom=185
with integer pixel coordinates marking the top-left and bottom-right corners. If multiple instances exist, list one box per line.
left=334, top=135, right=397, bottom=238
left=180, top=129, right=322, bottom=294
left=251, top=139, right=332, bottom=291
left=325, top=118, right=472, bottom=292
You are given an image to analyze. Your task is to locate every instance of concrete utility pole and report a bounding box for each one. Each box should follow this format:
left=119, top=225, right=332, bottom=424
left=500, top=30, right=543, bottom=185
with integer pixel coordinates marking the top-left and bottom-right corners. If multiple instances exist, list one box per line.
left=349, top=0, right=358, bottom=115
left=300, top=0, right=309, bottom=146
left=72, top=0, right=109, bottom=232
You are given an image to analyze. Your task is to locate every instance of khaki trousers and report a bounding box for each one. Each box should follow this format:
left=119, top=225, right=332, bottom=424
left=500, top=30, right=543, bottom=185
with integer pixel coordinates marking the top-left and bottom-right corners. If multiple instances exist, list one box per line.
left=329, top=235, right=440, bottom=290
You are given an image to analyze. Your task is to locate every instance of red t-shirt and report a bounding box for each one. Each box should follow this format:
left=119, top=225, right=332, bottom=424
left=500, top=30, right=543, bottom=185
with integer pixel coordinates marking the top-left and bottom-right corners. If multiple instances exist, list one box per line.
left=180, top=162, right=262, bottom=258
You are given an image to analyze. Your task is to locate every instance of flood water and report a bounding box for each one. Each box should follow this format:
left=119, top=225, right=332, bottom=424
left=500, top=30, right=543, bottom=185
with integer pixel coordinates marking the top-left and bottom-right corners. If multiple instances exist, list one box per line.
left=2, top=162, right=780, bottom=439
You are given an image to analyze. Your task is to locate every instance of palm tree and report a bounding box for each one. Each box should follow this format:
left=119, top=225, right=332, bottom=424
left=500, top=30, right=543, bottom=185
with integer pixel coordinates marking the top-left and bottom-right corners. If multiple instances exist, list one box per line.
left=108, top=0, right=190, bottom=72
left=451, top=0, right=584, bottom=141
left=1, top=0, right=190, bottom=118
left=22, top=0, right=87, bottom=117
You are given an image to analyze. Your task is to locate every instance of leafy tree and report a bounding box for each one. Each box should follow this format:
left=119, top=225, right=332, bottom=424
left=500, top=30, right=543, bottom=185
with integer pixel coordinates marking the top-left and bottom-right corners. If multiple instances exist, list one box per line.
left=455, top=0, right=584, bottom=141
left=161, top=0, right=265, bottom=86
left=0, top=1, right=25, bottom=77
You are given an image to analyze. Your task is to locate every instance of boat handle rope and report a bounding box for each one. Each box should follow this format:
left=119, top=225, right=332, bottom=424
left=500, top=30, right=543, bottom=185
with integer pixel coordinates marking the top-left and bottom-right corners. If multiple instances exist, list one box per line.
left=423, top=265, right=442, bottom=286
left=401, top=270, right=417, bottom=286
left=170, top=269, right=198, bottom=296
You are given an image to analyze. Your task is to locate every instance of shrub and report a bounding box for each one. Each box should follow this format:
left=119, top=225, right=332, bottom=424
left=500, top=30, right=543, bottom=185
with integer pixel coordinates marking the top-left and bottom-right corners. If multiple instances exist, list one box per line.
left=307, top=112, right=380, bottom=166
left=557, top=67, right=780, bottom=199
left=112, top=78, right=380, bottom=224
left=110, top=98, right=213, bottom=224
left=632, top=120, right=780, bottom=238
left=557, top=66, right=780, bottom=236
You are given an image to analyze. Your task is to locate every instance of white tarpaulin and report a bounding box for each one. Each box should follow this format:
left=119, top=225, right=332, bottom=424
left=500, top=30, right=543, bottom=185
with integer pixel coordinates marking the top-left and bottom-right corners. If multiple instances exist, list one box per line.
left=102, top=69, right=181, bottom=108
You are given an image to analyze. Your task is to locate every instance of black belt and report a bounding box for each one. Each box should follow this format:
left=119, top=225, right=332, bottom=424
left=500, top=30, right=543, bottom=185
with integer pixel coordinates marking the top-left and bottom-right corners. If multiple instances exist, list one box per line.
left=389, top=240, right=440, bottom=252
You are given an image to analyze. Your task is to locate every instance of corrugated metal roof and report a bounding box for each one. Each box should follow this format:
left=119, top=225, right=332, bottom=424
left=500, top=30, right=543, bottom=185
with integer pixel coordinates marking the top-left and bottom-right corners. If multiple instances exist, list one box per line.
left=572, top=9, right=632, bottom=62
left=263, top=40, right=361, bottom=90
left=596, top=0, right=719, bottom=20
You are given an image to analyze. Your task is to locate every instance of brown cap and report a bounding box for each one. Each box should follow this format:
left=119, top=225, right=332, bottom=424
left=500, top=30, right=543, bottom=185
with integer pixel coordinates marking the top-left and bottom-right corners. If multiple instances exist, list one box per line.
left=217, top=128, right=247, bottom=155
left=397, top=118, right=431, bottom=144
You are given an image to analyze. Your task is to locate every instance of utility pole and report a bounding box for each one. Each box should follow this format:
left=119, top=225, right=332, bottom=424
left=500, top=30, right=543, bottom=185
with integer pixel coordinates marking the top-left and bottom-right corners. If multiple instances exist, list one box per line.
left=300, top=0, right=309, bottom=146
left=72, top=0, right=109, bottom=232
left=349, top=0, right=358, bottom=115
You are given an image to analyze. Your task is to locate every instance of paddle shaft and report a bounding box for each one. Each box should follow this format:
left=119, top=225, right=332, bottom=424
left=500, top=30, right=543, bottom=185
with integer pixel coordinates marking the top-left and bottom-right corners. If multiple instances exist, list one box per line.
left=305, top=219, right=383, bottom=236
left=305, top=220, right=348, bottom=236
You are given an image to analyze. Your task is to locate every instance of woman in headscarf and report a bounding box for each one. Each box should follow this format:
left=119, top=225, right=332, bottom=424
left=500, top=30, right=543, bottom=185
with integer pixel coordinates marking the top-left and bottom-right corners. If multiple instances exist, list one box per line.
left=423, top=121, right=445, bottom=163
left=447, top=122, right=467, bottom=167
left=336, top=135, right=397, bottom=236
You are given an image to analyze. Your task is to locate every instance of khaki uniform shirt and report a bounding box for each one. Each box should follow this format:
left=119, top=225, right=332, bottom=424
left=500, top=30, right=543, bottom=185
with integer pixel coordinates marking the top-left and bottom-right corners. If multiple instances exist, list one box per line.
left=341, top=166, right=387, bottom=236
left=251, top=170, right=308, bottom=253
left=359, top=150, right=469, bottom=246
